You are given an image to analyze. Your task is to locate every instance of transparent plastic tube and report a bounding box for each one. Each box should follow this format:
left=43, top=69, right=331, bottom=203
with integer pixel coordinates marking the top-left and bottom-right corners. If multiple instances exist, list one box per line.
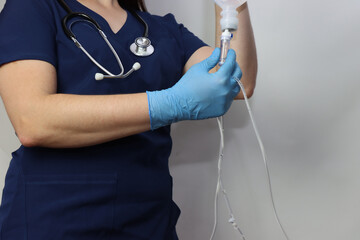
left=210, top=78, right=291, bottom=240
left=219, top=30, right=232, bottom=66
left=234, top=77, right=291, bottom=240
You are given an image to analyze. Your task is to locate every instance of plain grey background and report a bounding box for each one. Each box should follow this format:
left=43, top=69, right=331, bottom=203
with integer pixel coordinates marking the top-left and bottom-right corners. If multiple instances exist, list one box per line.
left=1, top=0, right=360, bottom=239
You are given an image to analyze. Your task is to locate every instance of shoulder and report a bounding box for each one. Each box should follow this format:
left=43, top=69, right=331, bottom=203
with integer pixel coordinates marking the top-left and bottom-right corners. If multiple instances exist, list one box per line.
left=0, top=0, right=58, bottom=68
left=137, top=11, right=178, bottom=24
left=136, top=11, right=183, bottom=35
left=1, top=0, right=52, bottom=11
left=1, top=0, right=55, bottom=19
left=0, top=0, right=57, bottom=31
left=143, top=12, right=178, bottom=24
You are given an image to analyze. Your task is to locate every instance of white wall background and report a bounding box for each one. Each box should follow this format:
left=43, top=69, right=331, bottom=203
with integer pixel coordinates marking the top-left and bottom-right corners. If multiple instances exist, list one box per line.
left=1, top=0, right=360, bottom=240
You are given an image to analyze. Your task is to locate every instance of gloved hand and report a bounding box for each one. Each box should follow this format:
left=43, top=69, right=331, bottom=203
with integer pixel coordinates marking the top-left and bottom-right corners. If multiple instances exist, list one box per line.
left=146, top=48, right=242, bottom=130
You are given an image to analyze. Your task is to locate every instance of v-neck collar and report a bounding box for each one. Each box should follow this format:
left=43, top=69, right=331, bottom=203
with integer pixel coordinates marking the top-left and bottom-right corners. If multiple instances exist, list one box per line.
left=66, top=0, right=132, bottom=36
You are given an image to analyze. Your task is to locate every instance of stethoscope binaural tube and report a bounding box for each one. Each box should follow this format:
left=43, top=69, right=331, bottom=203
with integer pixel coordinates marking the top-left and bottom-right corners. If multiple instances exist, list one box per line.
left=57, top=0, right=153, bottom=80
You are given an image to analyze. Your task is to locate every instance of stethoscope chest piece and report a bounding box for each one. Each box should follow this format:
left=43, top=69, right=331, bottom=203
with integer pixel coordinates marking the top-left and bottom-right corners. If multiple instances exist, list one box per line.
left=130, top=37, right=154, bottom=57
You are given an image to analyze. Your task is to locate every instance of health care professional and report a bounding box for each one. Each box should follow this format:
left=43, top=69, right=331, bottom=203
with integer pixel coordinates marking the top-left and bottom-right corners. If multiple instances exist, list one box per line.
left=0, top=0, right=257, bottom=239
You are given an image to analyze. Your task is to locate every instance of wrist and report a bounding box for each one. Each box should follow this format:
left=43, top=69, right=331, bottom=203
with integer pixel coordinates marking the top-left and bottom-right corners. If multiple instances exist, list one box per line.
left=146, top=89, right=181, bottom=130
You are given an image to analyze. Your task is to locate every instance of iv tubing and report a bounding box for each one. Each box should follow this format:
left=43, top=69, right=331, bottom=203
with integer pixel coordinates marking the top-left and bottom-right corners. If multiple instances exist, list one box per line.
left=210, top=76, right=291, bottom=240
left=234, top=77, right=290, bottom=240
left=210, top=115, right=246, bottom=240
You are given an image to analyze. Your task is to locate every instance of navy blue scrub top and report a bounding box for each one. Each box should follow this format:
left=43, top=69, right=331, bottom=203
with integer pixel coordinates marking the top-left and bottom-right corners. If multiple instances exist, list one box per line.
left=0, top=0, right=207, bottom=239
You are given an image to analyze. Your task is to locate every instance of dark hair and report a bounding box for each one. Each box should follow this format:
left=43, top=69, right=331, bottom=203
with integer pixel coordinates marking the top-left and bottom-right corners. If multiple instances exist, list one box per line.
left=118, top=0, right=147, bottom=12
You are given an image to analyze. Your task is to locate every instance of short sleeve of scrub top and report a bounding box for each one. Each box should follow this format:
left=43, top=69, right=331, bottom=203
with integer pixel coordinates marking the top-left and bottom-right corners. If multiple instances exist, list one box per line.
left=0, top=0, right=57, bottom=67
left=0, top=0, right=208, bottom=239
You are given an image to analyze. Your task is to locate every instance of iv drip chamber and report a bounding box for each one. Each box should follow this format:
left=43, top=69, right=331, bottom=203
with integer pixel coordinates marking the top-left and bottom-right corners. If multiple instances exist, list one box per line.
left=219, top=29, right=233, bottom=66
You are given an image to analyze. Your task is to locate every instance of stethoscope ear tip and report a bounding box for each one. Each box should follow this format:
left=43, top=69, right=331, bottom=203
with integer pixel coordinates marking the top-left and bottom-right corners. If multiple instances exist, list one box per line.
left=133, top=62, right=141, bottom=71
left=95, top=73, right=104, bottom=81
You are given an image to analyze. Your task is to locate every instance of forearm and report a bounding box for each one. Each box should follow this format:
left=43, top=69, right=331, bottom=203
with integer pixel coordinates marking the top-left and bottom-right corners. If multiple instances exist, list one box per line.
left=215, top=2, right=258, bottom=99
left=20, top=93, right=150, bottom=148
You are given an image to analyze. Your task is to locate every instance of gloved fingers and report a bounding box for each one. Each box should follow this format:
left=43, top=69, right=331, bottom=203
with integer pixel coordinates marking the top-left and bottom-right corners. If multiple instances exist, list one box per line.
left=215, top=49, right=236, bottom=77
left=231, top=63, right=243, bottom=82
left=232, top=82, right=241, bottom=97
left=229, top=75, right=241, bottom=94
left=223, top=80, right=240, bottom=103
left=200, top=48, right=221, bottom=72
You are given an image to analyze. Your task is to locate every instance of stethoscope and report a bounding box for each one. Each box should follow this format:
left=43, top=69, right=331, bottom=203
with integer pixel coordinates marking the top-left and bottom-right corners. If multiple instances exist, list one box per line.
left=57, top=0, right=154, bottom=80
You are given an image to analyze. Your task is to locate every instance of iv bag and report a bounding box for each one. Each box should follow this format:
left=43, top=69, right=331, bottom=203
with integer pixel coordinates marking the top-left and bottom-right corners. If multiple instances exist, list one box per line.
left=214, top=0, right=247, bottom=31
left=214, top=0, right=246, bottom=10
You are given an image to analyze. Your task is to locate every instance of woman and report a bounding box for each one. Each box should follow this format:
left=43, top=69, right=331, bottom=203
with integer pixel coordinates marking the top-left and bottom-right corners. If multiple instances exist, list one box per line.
left=0, top=0, right=257, bottom=239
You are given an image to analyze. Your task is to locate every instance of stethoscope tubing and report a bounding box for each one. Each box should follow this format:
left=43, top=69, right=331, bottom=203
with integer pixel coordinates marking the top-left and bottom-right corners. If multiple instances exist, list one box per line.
left=57, top=0, right=151, bottom=80
left=68, top=19, right=125, bottom=76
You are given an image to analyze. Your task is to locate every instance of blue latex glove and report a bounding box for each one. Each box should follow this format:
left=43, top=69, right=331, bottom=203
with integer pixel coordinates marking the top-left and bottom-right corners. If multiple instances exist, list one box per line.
left=146, top=48, right=242, bottom=130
